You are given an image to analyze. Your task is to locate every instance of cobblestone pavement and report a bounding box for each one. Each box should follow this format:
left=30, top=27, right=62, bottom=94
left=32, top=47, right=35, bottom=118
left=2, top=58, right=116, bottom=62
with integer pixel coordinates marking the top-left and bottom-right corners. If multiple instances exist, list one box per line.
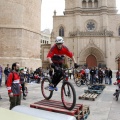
left=0, top=76, right=120, bottom=120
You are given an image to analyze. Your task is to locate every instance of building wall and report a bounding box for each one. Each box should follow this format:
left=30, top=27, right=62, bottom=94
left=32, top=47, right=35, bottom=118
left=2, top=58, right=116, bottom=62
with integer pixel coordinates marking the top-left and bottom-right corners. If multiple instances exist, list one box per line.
left=0, top=0, right=42, bottom=70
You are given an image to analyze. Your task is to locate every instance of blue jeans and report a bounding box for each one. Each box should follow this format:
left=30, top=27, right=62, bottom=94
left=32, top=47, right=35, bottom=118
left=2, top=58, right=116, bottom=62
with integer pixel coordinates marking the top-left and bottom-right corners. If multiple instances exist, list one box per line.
left=105, top=76, right=108, bottom=84
left=90, top=75, right=95, bottom=84
left=109, top=77, right=112, bottom=85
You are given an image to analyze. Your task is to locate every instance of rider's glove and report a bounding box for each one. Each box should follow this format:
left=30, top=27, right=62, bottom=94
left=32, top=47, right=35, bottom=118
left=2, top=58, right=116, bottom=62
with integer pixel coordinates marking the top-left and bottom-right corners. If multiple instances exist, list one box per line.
left=51, top=63, right=55, bottom=68
left=74, top=63, right=79, bottom=68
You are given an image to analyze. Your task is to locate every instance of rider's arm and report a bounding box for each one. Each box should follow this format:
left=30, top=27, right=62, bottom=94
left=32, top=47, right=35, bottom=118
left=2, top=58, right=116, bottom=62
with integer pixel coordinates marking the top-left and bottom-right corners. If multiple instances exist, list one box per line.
left=47, top=45, right=56, bottom=64
left=48, top=57, right=53, bottom=64
left=71, top=56, right=77, bottom=64
left=63, top=46, right=77, bottom=64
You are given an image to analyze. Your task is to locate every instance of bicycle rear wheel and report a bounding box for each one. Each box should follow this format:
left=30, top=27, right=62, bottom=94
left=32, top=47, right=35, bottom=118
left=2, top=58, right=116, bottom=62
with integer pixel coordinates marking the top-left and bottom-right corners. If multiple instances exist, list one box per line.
left=85, top=78, right=90, bottom=86
left=41, top=78, right=53, bottom=100
left=61, top=81, right=76, bottom=110
left=75, top=78, right=82, bottom=87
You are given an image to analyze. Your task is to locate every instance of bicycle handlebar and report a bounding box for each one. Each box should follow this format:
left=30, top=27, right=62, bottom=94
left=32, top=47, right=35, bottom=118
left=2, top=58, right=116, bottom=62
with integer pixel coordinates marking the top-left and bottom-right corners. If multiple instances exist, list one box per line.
left=54, top=65, right=80, bottom=71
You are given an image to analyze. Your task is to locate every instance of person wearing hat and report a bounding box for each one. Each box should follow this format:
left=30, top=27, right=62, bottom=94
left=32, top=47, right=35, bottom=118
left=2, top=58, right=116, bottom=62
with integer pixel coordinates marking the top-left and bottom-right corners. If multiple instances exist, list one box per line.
left=19, top=68, right=26, bottom=100
left=47, top=36, right=79, bottom=91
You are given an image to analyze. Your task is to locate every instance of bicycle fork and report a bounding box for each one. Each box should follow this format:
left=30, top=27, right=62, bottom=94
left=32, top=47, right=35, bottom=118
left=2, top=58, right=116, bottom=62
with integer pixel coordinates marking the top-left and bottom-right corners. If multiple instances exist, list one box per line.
left=63, top=84, right=71, bottom=98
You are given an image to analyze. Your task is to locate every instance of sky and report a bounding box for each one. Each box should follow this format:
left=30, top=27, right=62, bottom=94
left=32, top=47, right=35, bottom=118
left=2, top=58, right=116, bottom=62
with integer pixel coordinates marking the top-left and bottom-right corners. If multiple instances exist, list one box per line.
left=41, top=0, right=120, bottom=31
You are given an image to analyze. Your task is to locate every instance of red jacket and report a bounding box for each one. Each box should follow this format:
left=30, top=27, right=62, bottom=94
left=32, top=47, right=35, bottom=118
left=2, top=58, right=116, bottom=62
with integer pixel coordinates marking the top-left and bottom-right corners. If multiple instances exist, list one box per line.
left=47, top=44, right=73, bottom=58
left=6, top=72, right=21, bottom=96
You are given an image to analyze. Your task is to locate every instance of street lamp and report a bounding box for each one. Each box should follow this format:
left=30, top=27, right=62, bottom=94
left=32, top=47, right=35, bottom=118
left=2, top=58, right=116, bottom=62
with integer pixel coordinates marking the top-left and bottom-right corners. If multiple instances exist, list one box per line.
left=68, top=58, right=72, bottom=67
left=115, top=56, right=120, bottom=70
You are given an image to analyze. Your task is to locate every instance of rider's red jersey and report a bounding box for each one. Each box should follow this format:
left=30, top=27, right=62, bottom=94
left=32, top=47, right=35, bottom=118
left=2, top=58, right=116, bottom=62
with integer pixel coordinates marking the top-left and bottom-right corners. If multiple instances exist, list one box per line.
left=47, top=44, right=73, bottom=58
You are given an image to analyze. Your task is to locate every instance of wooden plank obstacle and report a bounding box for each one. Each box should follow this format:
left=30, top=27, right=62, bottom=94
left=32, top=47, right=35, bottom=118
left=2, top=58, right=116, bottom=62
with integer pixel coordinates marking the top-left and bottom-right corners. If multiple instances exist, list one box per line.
left=79, top=84, right=106, bottom=101
left=30, top=99, right=90, bottom=120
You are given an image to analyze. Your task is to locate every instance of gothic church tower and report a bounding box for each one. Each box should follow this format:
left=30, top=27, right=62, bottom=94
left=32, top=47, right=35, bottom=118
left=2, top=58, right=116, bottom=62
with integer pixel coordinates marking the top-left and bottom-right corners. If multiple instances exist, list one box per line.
left=52, top=0, right=120, bottom=69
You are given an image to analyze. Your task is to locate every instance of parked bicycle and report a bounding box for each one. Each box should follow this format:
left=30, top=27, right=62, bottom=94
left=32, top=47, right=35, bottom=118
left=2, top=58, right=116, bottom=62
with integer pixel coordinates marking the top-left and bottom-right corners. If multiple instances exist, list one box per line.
left=74, top=69, right=90, bottom=87
left=41, top=67, right=76, bottom=110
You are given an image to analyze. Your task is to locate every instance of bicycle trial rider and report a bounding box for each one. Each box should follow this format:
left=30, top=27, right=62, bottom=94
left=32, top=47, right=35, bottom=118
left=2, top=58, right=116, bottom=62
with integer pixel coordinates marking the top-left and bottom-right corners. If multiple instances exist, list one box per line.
left=47, top=36, right=79, bottom=91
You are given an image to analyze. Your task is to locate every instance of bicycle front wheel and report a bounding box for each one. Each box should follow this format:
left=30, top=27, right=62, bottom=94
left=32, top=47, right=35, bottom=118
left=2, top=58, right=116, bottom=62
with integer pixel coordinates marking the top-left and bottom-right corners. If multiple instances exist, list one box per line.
left=61, top=81, right=76, bottom=110
left=41, top=78, right=53, bottom=100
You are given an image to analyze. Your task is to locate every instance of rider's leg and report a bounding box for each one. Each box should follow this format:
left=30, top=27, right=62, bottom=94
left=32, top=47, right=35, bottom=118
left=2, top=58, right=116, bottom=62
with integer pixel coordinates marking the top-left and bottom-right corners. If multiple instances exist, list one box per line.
left=52, top=71, right=63, bottom=87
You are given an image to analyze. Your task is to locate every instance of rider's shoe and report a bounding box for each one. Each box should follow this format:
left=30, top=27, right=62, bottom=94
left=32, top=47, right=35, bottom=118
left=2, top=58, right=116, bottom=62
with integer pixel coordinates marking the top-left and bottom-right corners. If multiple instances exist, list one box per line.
left=54, top=87, right=58, bottom=91
left=48, top=86, right=55, bottom=91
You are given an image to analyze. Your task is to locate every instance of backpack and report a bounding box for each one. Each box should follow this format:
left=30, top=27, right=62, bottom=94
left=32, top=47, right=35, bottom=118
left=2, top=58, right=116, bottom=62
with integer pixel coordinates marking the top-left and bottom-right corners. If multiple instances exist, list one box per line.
left=5, top=72, right=14, bottom=86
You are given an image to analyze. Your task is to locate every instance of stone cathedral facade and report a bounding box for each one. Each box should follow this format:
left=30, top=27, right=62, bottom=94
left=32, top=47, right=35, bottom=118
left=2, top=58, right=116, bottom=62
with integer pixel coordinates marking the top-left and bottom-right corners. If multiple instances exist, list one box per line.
left=51, top=0, right=120, bottom=70
left=0, top=0, right=42, bottom=69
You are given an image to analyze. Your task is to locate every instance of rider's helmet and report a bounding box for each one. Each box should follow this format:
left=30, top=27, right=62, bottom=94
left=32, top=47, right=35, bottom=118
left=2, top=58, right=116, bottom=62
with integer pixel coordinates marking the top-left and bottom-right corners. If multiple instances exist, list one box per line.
left=55, top=36, right=64, bottom=44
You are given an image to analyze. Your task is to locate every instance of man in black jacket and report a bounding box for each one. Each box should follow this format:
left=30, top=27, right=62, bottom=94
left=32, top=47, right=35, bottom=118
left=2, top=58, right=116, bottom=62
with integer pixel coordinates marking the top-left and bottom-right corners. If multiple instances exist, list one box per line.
left=105, top=67, right=109, bottom=84
left=108, top=68, right=112, bottom=85
left=90, top=67, right=96, bottom=84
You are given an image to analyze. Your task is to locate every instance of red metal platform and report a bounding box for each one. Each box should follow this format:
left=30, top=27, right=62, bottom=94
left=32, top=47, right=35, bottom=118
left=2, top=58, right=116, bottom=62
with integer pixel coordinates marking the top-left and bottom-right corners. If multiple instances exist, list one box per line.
left=30, top=99, right=83, bottom=119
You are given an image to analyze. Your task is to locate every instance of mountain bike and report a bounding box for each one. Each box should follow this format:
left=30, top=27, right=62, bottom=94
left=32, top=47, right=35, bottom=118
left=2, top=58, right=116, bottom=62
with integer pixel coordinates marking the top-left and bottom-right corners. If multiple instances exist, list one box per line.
left=113, top=82, right=120, bottom=101
left=41, top=67, right=76, bottom=110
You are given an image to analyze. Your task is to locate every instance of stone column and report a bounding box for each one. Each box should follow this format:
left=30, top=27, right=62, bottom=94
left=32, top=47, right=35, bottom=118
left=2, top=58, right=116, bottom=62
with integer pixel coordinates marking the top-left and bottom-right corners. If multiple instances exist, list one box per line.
left=86, top=0, right=89, bottom=8
left=0, top=0, right=42, bottom=69
left=92, top=0, right=94, bottom=8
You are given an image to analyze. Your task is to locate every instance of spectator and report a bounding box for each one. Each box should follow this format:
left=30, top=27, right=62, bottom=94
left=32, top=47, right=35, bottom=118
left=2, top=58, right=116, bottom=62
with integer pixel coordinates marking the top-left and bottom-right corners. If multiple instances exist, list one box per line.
left=116, top=69, right=120, bottom=80
left=0, top=65, right=3, bottom=87
left=24, top=67, right=27, bottom=81
left=104, top=67, right=109, bottom=84
left=108, top=68, right=112, bottom=85
left=6, top=62, right=21, bottom=110
left=19, top=68, right=26, bottom=100
left=30, top=68, right=33, bottom=74
left=68, top=69, right=72, bottom=79
left=90, top=67, right=96, bottom=84
left=98, top=68, right=103, bottom=84
left=85, top=67, right=90, bottom=79
left=94, top=67, right=99, bottom=83
left=26, top=70, right=30, bottom=83
left=4, top=64, right=11, bottom=84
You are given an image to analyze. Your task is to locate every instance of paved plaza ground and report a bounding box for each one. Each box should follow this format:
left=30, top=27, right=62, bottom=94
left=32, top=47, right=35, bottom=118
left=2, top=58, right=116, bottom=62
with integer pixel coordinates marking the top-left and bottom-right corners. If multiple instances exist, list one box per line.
left=0, top=75, right=120, bottom=120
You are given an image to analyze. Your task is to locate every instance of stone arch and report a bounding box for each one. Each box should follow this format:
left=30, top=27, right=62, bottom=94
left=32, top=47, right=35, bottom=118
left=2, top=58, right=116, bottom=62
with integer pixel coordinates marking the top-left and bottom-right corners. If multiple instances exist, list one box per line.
left=82, top=0, right=86, bottom=8
left=86, top=54, right=97, bottom=68
left=94, top=0, right=98, bottom=8
left=79, top=47, right=105, bottom=66
left=88, top=0, right=92, bottom=8
left=57, top=24, right=66, bottom=37
left=59, top=26, right=64, bottom=37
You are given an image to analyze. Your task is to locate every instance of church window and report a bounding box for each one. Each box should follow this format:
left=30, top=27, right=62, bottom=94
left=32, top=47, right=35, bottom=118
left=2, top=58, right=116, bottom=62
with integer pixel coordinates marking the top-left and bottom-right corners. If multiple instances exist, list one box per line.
left=94, top=0, right=98, bottom=8
left=88, top=0, right=92, bottom=8
left=82, top=0, right=86, bottom=8
left=119, top=27, right=120, bottom=36
left=59, top=26, right=64, bottom=37
left=86, top=21, right=95, bottom=31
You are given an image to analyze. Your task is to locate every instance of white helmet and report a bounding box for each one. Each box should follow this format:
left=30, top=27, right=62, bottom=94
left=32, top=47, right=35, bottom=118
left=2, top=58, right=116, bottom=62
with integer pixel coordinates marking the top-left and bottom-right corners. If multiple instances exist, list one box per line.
left=55, top=36, right=64, bottom=44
